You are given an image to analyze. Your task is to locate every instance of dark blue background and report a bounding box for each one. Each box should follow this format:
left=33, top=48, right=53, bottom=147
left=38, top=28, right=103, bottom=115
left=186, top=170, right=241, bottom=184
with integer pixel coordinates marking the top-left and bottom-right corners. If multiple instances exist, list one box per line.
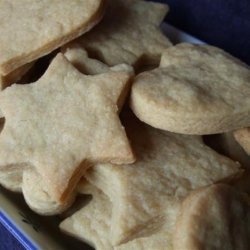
left=157, top=0, right=250, bottom=65
left=1, top=0, right=250, bottom=249
left=0, top=224, right=24, bottom=250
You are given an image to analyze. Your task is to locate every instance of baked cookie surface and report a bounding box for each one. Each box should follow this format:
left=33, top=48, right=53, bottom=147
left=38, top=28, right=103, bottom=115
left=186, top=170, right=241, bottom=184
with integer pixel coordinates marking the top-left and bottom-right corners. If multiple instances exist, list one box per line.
left=69, top=0, right=172, bottom=68
left=85, top=111, right=241, bottom=245
left=131, top=43, right=250, bottom=134
left=61, top=181, right=179, bottom=250
left=0, top=53, right=134, bottom=213
left=174, top=184, right=250, bottom=250
left=0, top=0, right=105, bottom=75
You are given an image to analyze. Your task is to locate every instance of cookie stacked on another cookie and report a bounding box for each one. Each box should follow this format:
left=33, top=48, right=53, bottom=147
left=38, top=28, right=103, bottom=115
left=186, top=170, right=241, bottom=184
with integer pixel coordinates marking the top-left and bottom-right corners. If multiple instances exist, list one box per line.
left=131, top=43, right=250, bottom=135
left=0, top=0, right=106, bottom=75
left=0, top=0, right=106, bottom=90
left=60, top=111, right=241, bottom=249
left=64, top=0, right=172, bottom=69
left=0, top=0, right=172, bottom=215
left=0, top=1, right=250, bottom=250
left=0, top=53, right=136, bottom=214
left=60, top=34, right=250, bottom=250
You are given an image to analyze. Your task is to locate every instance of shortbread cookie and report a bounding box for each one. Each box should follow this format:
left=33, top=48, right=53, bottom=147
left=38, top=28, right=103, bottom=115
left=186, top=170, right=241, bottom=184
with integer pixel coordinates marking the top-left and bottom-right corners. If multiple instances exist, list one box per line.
left=0, top=53, right=134, bottom=210
left=115, top=203, right=179, bottom=250
left=22, top=169, right=75, bottom=215
left=234, top=128, right=250, bottom=155
left=131, top=43, right=250, bottom=134
left=61, top=183, right=113, bottom=250
left=63, top=45, right=134, bottom=111
left=61, top=181, right=179, bottom=250
left=174, top=184, right=250, bottom=250
left=67, top=0, right=172, bottom=68
left=0, top=0, right=105, bottom=75
left=85, top=111, right=241, bottom=245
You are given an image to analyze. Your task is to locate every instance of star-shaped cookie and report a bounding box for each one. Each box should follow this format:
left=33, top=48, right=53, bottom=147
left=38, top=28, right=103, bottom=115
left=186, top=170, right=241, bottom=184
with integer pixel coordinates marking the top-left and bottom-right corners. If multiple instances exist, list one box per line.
left=85, top=111, right=241, bottom=245
left=60, top=181, right=179, bottom=250
left=61, top=182, right=114, bottom=250
left=63, top=45, right=134, bottom=112
left=0, top=53, right=135, bottom=206
left=21, top=54, right=134, bottom=215
left=66, top=0, right=172, bottom=68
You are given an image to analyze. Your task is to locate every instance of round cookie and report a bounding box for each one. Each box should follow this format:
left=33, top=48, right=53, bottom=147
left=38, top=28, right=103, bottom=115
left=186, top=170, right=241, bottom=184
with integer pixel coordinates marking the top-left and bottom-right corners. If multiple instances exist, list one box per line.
left=173, top=184, right=250, bottom=250
left=131, top=43, right=250, bottom=134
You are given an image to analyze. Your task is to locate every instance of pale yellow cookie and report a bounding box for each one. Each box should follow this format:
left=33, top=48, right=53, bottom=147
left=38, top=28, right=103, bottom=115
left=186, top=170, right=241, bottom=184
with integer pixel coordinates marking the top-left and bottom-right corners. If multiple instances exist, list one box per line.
left=0, top=53, right=134, bottom=211
left=115, top=202, right=179, bottom=250
left=61, top=183, right=113, bottom=250
left=0, top=0, right=106, bottom=75
left=131, top=43, right=250, bottom=134
left=61, top=181, right=179, bottom=250
left=85, top=111, right=241, bottom=245
left=63, top=45, right=134, bottom=111
left=234, top=128, right=250, bottom=155
left=66, top=0, right=172, bottom=68
left=173, top=184, right=250, bottom=250
left=22, top=169, right=75, bottom=215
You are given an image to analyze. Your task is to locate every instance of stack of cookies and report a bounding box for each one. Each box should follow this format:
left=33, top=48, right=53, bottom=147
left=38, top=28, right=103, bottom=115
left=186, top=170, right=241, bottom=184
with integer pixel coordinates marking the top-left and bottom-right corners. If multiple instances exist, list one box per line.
left=0, top=1, right=250, bottom=249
